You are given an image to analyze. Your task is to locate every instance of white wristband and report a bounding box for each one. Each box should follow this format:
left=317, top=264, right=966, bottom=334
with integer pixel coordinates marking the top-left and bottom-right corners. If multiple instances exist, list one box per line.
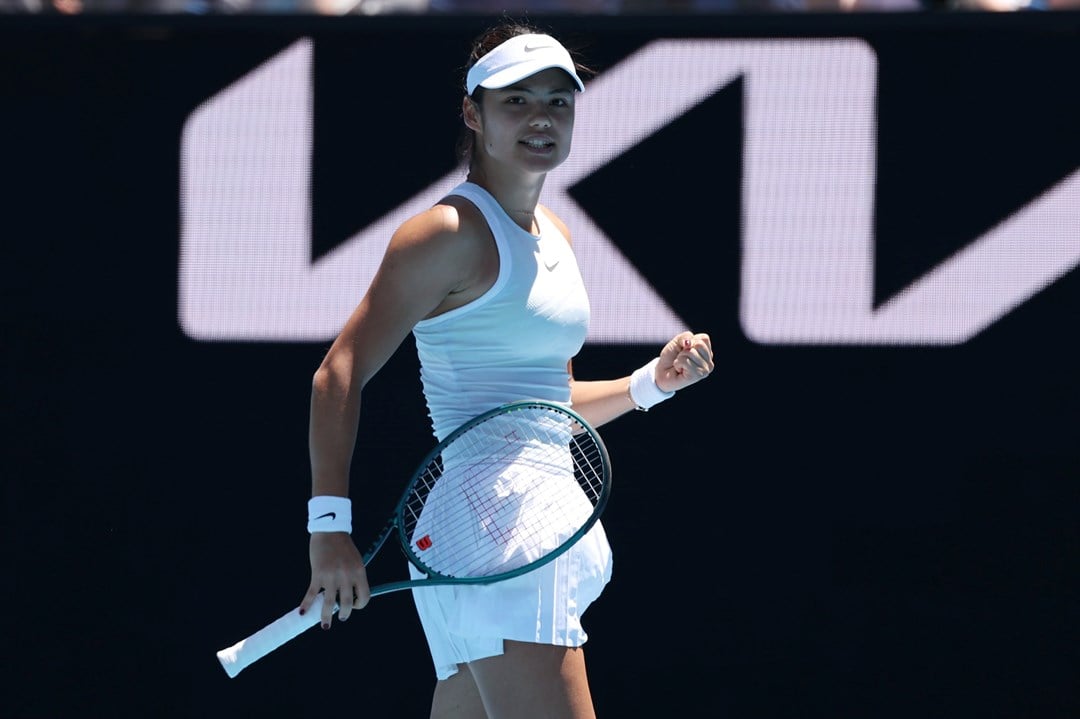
left=628, top=357, right=676, bottom=411
left=307, top=496, right=352, bottom=534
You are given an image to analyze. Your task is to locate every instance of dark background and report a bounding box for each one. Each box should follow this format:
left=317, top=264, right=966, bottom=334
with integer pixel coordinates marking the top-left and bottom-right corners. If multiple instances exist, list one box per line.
left=4, top=12, right=1079, bottom=719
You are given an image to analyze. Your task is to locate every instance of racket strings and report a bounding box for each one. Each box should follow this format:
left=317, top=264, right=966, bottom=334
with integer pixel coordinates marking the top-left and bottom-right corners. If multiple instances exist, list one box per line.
left=402, top=407, right=607, bottom=579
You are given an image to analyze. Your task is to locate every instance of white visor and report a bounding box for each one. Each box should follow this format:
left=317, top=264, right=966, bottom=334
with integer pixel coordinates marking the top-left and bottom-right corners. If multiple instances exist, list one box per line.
left=465, top=34, right=585, bottom=96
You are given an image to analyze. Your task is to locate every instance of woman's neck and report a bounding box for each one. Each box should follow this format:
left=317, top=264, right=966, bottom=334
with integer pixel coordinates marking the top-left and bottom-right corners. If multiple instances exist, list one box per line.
left=467, top=168, right=545, bottom=234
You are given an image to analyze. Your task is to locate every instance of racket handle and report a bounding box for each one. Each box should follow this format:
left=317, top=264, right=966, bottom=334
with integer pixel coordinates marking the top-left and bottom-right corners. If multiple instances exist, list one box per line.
left=216, top=592, right=335, bottom=678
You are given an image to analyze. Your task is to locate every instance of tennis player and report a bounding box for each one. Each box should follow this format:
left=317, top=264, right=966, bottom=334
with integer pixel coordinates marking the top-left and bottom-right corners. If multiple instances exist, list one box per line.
left=300, top=19, right=714, bottom=719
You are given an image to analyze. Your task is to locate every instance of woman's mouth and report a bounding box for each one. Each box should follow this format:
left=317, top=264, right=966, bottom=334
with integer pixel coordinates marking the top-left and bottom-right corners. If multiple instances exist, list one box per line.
left=521, top=138, right=554, bottom=150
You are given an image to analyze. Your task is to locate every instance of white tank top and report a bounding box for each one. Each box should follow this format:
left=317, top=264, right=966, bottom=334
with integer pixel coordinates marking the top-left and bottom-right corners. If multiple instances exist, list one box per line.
left=413, top=182, right=590, bottom=440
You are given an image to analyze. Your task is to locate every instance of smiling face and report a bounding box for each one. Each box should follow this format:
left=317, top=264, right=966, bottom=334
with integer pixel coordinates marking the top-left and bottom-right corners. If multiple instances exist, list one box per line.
left=465, top=67, right=577, bottom=179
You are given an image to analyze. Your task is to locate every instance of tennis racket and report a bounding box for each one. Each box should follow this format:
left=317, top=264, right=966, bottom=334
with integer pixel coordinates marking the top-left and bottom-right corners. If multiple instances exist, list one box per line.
left=216, top=399, right=612, bottom=678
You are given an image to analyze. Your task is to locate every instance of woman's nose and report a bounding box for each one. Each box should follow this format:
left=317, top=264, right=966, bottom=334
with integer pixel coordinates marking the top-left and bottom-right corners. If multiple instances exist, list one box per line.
left=530, top=111, right=552, bottom=128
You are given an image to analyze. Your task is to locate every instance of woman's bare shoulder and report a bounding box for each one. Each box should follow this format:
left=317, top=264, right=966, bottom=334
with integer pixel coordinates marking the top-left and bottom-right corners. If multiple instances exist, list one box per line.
left=378, top=195, right=496, bottom=312
left=537, top=203, right=572, bottom=246
left=392, top=196, right=489, bottom=252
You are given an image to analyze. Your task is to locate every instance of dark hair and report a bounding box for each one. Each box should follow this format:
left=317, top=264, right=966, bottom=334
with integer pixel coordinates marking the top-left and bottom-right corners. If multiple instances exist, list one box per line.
left=455, top=19, right=591, bottom=168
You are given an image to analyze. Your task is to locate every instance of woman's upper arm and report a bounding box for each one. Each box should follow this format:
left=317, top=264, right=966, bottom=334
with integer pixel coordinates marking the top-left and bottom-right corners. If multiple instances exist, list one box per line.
left=320, top=205, right=475, bottom=386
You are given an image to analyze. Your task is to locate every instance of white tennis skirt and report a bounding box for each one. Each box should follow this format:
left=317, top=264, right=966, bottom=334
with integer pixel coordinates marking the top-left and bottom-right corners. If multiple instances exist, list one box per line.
left=408, top=520, right=613, bottom=680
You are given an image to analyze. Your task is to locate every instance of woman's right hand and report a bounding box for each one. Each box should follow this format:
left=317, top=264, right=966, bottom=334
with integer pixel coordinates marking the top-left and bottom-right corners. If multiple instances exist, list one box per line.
left=300, top=532, right=370, bottom=628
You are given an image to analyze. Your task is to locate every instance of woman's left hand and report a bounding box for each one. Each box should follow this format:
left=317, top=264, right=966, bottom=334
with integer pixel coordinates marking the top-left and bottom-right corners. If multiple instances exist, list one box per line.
left=655, top=331, right=714, bottom=393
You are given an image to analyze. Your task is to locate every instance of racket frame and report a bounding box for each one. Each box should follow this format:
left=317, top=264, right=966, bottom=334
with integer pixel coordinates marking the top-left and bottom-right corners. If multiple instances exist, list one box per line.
left=363, top=399, right=612, bottom=596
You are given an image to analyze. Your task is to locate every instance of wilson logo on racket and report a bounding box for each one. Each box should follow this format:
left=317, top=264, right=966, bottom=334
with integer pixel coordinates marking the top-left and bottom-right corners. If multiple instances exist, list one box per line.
left=416, top=535, right=433, bottom=551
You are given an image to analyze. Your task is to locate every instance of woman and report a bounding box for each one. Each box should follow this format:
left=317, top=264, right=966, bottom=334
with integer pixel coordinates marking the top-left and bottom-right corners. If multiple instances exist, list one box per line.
left=299, top=20, right=714, bottom=719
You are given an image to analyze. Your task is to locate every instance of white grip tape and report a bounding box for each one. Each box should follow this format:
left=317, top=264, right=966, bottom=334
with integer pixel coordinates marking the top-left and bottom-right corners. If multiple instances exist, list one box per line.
left=216, top=592, right=338, bottom=678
